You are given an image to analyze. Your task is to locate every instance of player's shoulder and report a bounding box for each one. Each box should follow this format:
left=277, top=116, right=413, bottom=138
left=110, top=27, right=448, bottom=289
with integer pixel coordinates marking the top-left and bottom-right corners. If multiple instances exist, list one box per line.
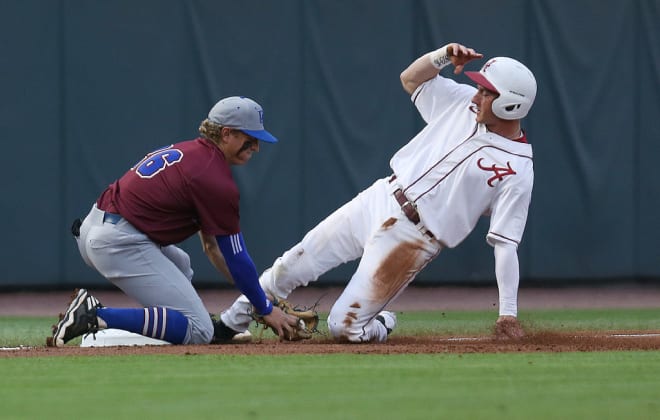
left=174, top=137, right=229, bottom=175
left=414, top=75, right=475, bottom=104
left=174, top=137, right=223, bottom=160
left=172, top=137, right=207, bottom=151
left=474, top=132, right=532, bottom=158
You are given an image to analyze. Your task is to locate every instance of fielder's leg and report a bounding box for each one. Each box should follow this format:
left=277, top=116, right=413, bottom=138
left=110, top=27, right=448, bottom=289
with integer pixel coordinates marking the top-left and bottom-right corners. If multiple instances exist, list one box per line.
left=79, top=205, right=213, bottom=344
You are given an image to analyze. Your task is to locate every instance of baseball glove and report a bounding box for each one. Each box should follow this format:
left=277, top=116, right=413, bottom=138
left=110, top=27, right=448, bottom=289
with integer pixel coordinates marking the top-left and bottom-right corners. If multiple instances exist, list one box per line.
left=251, top=298, right=320, bottom=341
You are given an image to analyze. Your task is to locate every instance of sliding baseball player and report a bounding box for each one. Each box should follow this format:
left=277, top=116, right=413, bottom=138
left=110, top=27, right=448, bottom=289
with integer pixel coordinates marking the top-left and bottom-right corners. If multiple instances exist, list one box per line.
left=214, top=42, right=537, bottom=343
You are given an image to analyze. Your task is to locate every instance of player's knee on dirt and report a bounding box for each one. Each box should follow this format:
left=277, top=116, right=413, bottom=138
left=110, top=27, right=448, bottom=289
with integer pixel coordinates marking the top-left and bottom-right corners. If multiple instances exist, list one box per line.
left=327, top=312, right=368, bottom=343
left=327, top=320, right=358, bottom=342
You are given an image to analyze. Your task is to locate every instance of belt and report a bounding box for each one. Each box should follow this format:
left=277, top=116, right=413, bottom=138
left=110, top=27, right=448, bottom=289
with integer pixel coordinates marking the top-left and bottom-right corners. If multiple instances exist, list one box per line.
left=389, top=175, right=435, bottom=239
left=103, top=212, right=122, bottom=224
left=393, top=188, right=421, bottom=224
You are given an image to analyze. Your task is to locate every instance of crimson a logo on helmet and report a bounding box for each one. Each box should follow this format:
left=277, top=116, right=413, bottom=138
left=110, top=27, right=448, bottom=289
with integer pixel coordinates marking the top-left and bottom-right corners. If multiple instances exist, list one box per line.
left=482, top=58, right=497, bottom=72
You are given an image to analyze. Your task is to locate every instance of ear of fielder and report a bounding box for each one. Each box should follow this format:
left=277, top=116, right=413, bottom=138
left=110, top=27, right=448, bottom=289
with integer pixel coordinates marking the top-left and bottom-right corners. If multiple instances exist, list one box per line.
left=215, top=42, right=537, bottom=343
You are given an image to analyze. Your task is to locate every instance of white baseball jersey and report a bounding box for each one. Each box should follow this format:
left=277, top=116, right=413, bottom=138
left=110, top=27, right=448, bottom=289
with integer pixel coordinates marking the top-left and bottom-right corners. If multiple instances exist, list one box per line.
left=221, top=73, right=534, bottom=342
left=390, top=75, right=533, bottom=248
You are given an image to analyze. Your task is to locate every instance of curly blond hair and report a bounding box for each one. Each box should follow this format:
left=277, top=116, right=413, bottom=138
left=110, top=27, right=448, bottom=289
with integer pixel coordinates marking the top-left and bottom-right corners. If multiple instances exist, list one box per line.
left=199, top=119, right=224, bottom=144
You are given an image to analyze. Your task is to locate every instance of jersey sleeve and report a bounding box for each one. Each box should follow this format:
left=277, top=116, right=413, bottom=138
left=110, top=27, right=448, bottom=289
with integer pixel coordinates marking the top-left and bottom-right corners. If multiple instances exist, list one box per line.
left=216, top=233, right=272, bottom=315
left=411, top=75, right=476, bottom=124
left=191, top=165, right=241, bottom=236
left=196, top=194, right=240, bottom=236
left=487, top=166, right=534, bottom=247
left=494, top=241, right=520, bottom=316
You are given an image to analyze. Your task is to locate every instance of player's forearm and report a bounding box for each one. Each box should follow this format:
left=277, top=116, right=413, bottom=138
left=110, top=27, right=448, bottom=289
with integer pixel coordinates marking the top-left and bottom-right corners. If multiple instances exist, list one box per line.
left=400, top=53, right=441, bottom=95
left=199, top=232, right=234, bottom=284
left=401, top=43, right=484, bottom=95
left=216, top=233, right=273, bottom=316
left=224, top=252, right=272, bottom=316
left=400, top=45, right=452, bottom=95
left=493, top=242, right=520, bottom=317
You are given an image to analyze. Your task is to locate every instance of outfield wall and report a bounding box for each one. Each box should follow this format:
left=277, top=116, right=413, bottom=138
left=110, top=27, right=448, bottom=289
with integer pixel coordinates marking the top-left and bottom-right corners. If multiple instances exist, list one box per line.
left=1, top=1, right=658, bottom=288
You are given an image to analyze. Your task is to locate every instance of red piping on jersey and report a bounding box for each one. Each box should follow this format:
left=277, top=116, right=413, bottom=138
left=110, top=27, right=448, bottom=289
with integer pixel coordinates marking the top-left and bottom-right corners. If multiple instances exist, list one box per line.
left=488, top=231, right=520, bottom=245
left=403, top=127, right=532, bottom=203
left=511, top=131, right=528, bottom=143
left=403, top=124, right=479, bottom=196
left=414, top=144, right=532, bottom=201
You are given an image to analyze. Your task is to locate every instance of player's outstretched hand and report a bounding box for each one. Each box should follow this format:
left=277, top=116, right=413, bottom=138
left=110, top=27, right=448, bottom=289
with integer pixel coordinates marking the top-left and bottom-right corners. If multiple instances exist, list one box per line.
left=262, top=306, right=300, bottom=341
left=446, top=43, right=483, bottom=74
left=494, top=315, right=525, bottom=340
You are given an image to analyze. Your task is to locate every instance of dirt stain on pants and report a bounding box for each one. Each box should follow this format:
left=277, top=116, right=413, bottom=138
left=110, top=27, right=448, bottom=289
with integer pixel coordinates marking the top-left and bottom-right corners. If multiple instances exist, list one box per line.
left=372, top=240, right=426, bottom=302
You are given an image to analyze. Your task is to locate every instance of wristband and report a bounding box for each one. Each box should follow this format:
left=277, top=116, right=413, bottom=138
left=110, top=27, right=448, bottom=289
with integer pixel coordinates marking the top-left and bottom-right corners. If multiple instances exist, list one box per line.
left=256, top=298, right=273, bottom=317
left=429, top=45, right=451, bottom=70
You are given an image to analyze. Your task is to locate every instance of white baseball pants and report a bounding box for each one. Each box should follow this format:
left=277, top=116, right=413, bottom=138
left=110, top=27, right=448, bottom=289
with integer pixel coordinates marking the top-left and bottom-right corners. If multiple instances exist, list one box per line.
left=221, top=177, right=442, bottom=342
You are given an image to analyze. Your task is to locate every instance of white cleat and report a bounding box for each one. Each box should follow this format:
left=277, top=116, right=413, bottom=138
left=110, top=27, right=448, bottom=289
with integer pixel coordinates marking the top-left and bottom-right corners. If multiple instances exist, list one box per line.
left=375, top=311, right=397, bottom=335
left=231, top=330, right=253, bottom=343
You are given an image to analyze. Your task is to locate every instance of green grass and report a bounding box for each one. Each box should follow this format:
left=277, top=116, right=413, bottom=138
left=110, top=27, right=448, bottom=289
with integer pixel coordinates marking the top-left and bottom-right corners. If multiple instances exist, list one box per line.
left=2, top=308, right=660, bottom=347
left=2, top=310, right=660, bottom=419
left=400, top=308, right=660, bottom=335
left=0, top=316, right=54, bottom=347
left=1, top=352, right=660, bottom=419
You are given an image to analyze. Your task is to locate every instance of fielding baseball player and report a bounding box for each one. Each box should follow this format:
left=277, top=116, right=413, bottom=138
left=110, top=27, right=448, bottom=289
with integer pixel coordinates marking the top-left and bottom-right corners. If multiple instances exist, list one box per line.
left=48, top=96, right=300, bottom=347
left=214, top=42, right=537, bottom=343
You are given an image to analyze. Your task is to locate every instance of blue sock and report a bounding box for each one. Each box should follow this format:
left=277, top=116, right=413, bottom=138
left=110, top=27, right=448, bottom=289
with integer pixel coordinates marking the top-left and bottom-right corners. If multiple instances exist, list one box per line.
left=96, top=307, right=189, bottom=344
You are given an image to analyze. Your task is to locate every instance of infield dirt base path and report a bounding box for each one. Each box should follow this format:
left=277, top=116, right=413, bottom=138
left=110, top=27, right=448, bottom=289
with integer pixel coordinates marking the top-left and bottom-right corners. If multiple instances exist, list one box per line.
left=2, top=284, right=660, bottom=357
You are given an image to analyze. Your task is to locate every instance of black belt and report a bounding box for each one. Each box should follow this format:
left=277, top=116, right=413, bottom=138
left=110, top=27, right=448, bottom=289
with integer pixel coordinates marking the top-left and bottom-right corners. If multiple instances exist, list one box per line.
left=103, top=212, right=122, bottom=224
left=389, top=175, right=434, bottom=239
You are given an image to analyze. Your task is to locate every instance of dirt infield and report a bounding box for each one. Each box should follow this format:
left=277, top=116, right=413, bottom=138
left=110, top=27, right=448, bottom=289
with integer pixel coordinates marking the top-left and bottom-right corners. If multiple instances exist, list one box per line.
left=3, top=332, right=660, bottom=358
left=2, top=284, right=660, bottom=357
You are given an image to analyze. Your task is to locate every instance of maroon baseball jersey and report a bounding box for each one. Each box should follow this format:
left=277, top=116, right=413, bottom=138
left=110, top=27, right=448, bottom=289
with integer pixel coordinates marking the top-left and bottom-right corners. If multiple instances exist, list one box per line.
left=97, top=137, right=240, bottom=245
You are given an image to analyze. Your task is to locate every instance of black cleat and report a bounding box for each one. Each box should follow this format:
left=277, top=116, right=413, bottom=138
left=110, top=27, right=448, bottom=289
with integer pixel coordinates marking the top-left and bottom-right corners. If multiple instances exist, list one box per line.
left=47, top=289, right=103, bottom=347
left=210, top=314, right=251, bottom=344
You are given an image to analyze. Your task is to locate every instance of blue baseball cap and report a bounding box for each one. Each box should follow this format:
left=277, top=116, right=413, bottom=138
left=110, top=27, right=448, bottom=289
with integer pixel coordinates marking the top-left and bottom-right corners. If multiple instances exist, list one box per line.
left=208, top=96, right=278, bottom=143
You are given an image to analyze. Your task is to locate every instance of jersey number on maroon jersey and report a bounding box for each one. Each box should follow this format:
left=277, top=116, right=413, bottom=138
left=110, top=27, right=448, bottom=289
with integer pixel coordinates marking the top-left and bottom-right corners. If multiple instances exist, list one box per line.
left=134, top=148, right=184, bottom=179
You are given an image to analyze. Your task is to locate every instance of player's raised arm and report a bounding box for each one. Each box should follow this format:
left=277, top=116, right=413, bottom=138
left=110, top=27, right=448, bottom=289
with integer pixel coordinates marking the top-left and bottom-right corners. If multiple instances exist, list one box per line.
left=400, top=42, right=483, bottom=95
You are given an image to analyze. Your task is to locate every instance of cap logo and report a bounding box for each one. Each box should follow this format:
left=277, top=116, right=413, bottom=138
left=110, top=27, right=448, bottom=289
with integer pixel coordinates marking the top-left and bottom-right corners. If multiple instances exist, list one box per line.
left=208, top=96, right=278, bottom=142
left=482, top=58, right=497, bottom=72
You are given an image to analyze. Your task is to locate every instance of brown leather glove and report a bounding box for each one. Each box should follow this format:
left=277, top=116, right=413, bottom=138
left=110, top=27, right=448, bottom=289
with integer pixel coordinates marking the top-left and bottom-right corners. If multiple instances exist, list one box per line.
left=252, top=298, right=320, bottom=341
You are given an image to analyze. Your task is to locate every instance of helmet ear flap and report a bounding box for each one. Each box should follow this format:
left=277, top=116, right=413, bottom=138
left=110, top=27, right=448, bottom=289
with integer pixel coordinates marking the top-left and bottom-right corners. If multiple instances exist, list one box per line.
left=492, top=97, right=528, bottom=120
